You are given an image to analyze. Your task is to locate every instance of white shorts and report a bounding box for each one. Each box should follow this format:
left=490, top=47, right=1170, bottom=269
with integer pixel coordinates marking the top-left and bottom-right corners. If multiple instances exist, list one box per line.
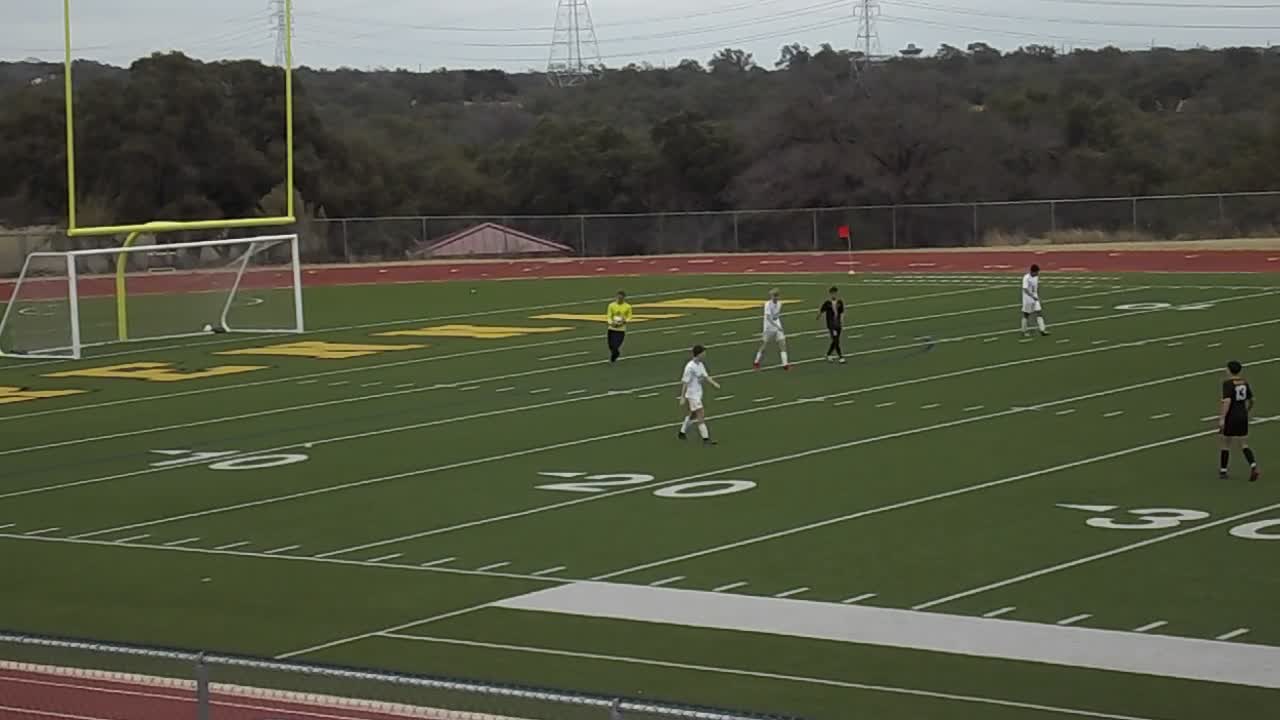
left=762, top=328, right=786, bottom=343
left=1022, top=300, right=1042, bottom=314
left=685, top=393, right=704, bottom=412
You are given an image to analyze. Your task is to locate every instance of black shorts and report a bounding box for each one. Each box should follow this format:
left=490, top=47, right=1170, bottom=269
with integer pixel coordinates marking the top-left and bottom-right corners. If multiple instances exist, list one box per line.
left=1223, top=415, right=1250, bottom=438
left=827, top=326, right=842, bottom=337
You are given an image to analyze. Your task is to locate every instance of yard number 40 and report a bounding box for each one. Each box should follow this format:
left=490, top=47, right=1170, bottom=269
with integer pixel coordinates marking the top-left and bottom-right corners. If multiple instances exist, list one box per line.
left=536, top=472, right=756, bottom=499
left=1062, top=504, right=1280, bottom=540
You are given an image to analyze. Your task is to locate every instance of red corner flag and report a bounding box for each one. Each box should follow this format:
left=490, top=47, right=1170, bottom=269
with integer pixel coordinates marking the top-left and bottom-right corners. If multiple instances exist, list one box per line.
left=837, top=225, right=851, bottom=240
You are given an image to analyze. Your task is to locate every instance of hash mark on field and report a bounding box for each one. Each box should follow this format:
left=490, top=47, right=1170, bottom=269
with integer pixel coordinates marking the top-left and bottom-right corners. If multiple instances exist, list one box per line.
left=539, top=351, right=590, bottom=361
left=663, top=330, right=678, bottom=334
left=1057, top=614, right=1092, bottom=626
left=1150, top=413, right=1172, bottom=420
left=1075, top=305, right=1103, bottom=310
left=459, top=386, right=481, bottom=392
left=842, top=593, right=877, bottom=604
left=883, top=335, right=897, bottom=340
left=395, top=383, right=415, bottom=389
left=421, top=557, right=456, bottom=567
left=1217, top=628, right=1250, bottom=641
left=215, top=541, right=250, bottom=550
left=638, top=392, right=660, bottom=399
left=650, top=576, right=685, bottom=587
left=1134, top=620, right=1168, bottom=633
left=328, top=381, right=349, bottom=387
left=477, top=561, right=512, bottom=572
left=361, top=382, right=382, bottom=388
left=719, top=395, right=736, bottom=401
left=1019, top=338, right=1033, bottom=344
left=1250, top=343, right=1265, bottom=349
left=876, top=401, right=896, bottom=408
left=921, top=403, right=942, bottom=410
left=0, top=524, right=12, bottom=530
left=24, top=527, right=59, bottom=536
left=753, top=397, right=775, bottom=403
left=1208, top=342, right=1223, bottom=348
left=1166, top=342, right=1183, bottom=348
left=296, top=380, right=318, bottom=385
left=495, top=386, right=515, bottom=392
left=834, top=400, right=856, bottom=407
left=1055, top=409, right=1076, bottom=416
left=983, top=338, right=999, bottom=343
left=368, top=553, right=403, bottom=563
left=116, top=534, right=150, bottom=544
left=714, top=581, right=748, bottom=593
left=1056, top=339, right=1070, bottom=344
left=1092, top=340, right=1107, bottom=345
left=566, top=389, right=588, bottom=395
left=163, top=537, right=200, bottom=547
left=982, top=606, right=1016, bottom=619
left=530, top=388, right=551, bottom=394
left=264, top=544, right=301, bottom=555
left=1104, top=411, right=1125, bottom=418
left=775, top=587, right=809, bottom=599
left=692, top=331, right=707, bottom=336
left=722, top=331, right=737, bottom=336
left=964, top=405, right=984, bottom=412
left=532, top=566, right=567, bottom=576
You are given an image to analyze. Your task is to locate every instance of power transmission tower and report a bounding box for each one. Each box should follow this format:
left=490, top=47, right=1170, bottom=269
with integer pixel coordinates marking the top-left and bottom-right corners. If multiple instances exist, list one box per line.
left=269, top=0, right=294, bottom=67
left=853, top=0, right=881, bottom=65
left=547, top=0, right=602, bottom=87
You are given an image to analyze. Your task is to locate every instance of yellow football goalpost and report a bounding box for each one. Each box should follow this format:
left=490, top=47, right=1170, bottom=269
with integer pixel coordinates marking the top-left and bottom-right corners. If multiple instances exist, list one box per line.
left=60, top=0, right=297, bottom=342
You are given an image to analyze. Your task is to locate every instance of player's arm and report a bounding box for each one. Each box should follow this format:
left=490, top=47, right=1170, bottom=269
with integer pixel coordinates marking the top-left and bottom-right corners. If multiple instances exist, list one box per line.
left=622, top=305, right=632, bottom=322
left=677, top=380, right=687, bottom=404
left=705, top=373, right=721, bottom=390
left=1219, top=383, right=1232, bottom=428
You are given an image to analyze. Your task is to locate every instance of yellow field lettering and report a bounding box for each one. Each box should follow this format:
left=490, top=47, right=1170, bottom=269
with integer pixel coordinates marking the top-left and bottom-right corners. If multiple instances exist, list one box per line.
left=216, top=341, right=426, bottom=360
left=45, top=362, right=268, bottom=383
left=0, top=386, right=88, bottom=405
left=376, top=324, right=573, bottom=340
left=530, top=313, right=687, bottom=323
left=633, top=298, right=800, bottom=311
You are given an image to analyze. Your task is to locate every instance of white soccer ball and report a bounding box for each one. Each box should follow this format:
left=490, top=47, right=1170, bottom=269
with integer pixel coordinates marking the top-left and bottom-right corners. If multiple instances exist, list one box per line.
left=612, top=315, right=624, bottom=326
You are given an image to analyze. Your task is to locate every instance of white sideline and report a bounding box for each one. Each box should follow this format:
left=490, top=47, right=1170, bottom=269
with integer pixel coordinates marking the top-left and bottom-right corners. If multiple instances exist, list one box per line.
left=488, top=583, right=1280, bottom=690
left=373, top=635, right=1165, bottom=720
left=0, top=283, right=996, bottom=423
left=1, top=286, right=1159, bottom=499
left=64, top=325, right=1280, bottom=545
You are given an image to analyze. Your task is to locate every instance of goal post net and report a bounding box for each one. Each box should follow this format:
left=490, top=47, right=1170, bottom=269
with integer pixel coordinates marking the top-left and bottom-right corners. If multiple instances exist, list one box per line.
left=0, top=234, right=304, bottom=359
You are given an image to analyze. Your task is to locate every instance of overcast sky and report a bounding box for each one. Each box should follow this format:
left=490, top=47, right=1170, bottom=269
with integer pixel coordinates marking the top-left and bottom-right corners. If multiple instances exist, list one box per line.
left=4, top=0, right=1278, bottom=72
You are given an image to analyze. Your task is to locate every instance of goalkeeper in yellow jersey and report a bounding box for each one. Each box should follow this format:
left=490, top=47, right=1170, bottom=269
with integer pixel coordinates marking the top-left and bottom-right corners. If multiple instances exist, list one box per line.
left=606, top=290, right=633, bottom=363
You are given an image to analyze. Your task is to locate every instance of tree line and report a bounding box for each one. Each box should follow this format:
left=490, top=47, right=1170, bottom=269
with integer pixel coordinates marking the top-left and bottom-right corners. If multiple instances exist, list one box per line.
left=1, top=42, right=1279, bottom=230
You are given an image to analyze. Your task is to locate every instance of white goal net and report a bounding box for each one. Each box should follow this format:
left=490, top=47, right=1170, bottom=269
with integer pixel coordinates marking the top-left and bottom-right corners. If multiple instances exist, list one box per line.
left=0, top=234, right=304, bottom=359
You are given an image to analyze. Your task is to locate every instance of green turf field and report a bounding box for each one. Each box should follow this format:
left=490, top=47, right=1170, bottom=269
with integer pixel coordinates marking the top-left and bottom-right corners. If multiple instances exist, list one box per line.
left=1, top=271, right=1278, bottom=719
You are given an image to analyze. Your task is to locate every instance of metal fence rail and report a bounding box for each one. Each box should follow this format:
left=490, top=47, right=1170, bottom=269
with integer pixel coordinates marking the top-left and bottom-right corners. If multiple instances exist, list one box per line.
left=0, top=632, right=800, bottom=720
left=4, top=191, right=1279, bottom=272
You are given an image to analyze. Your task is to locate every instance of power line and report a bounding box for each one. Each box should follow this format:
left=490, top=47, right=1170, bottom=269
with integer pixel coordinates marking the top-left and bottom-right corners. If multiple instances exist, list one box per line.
left=892, top=0, right=1280, bottom=31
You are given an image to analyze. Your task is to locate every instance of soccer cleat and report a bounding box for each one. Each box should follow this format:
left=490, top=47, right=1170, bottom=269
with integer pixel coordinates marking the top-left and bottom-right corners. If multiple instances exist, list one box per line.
left=1219, top=469, right=1229, bottom=480
left=783, top=364, right=791, bottom=371
left=1040, top=330, right=1051, bottom=337
left=1250, top=466, right=1261, bottom=482
left=838, top=357, right=847, bottom=364
left=677, top=431, right=687, bottom=441
left=753, top=361, right=760, bottom=370
left=702, top=438, right=717, bottom=446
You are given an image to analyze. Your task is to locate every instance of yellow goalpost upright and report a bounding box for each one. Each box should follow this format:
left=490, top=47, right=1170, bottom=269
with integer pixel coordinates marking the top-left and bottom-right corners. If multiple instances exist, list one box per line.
left=59, top=0, right=298, bottom=342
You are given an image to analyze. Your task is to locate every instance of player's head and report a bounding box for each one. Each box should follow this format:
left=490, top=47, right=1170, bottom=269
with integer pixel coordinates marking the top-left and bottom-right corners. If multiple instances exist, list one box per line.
left=616, top=290, right=626, bottom=301
left=1228, top=360, right=1243, bottom=376
left=828, top=286, right=838, bottom=297
left=691, top=344, right=706, bottom=361
left=768, top=288, right=780, bottom=300
left=1030, top=264, right=1040, bottom=276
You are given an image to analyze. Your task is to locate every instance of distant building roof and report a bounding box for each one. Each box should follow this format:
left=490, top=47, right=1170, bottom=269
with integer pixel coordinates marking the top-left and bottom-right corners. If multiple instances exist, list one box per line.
left=414, top=222, right=574, bottom=258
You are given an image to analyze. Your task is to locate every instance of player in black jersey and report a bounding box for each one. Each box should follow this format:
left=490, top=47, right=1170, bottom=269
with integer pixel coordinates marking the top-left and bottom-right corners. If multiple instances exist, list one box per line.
left=817, top=286, right=846, bottom=363
left=1219, top=360, right=1261, bottom=482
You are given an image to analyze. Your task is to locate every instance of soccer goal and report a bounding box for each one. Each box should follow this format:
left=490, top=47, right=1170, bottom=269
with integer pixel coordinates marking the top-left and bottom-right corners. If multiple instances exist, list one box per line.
left=0, top=234, right=305, bottom=359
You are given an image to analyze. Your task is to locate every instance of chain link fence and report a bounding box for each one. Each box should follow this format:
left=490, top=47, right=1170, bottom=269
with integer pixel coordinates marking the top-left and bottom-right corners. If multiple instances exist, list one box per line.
left=0, top=632, right=799, bottom=720
left=4, top=191, right=1279, bottom=273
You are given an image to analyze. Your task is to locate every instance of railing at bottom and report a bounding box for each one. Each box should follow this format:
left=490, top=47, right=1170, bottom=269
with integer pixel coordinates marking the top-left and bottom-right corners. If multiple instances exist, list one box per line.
left=0, top=631, right=801, bottom=720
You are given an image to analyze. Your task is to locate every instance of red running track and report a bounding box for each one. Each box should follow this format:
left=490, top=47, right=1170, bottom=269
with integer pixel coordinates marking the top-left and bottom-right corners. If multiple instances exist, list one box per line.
left=2, top=250, right=1278, bottom=302
left=0, top=668, right=454, bottom=720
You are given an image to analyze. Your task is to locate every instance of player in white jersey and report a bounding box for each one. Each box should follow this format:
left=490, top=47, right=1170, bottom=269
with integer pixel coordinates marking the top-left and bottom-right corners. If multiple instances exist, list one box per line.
left=753, top=288, right=790, bottom=370
left=678, top=344, right=721, bottom=445
left=1021, top=264, right=1049, bottom=337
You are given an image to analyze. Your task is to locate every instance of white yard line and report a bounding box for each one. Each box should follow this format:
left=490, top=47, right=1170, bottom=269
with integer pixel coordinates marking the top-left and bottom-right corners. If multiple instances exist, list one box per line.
left=214, top=541, right=250, bottom=551
left=116, top=534, right=150, bottom=544
left=276, top=604, right=493, bottom=660
left=774, top=587, right=809, bottom=598
left=842, top=593, right=877, bottom=604
left=595, top=411, right=1280, bottom=582
left=914, top=494, right=1280, bottom=610
left=68, top=344, right=1280, bottom=552
left=420, top=557, right=456, bottom=567
left=367, top=553, right=403, bottom=563
left=1217, top=628, right=1250, bottom=641
left=1103, top=411, right=1125, bottom=418
left=532, top=565, right=567, bottom=576
left=162, top=537, right=201, bottom=547
left=1055, top=409, right=1076, bottom=416
left=1149, top=413, right=1171, bottom=420
left=539, top=351, right=590, bottom=361
left=982, top=606, right=1016, bottom=619
left=369, top=635, right=1170, bottom=719
left=476, top=561, right=511, bottom=572
left=649, top=576, right=685, bottom=587
left=263, top=544, right=301, bottom=555
left=0, top=284, right=999, bottom=425
left=714, top=581, right=748, bottom=592
left=1057, top=614, right=1092, bottom=626
left=24, top=527, right=59, bottom=536
left=1134, top=621, right=1167, bottom=633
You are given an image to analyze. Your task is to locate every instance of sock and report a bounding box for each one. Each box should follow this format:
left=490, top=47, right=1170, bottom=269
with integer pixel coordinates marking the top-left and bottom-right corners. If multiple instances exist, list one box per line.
left=1037, top=316, right=1047, bottom=332
left=680, top=416, right=692, bottom=434
left=781, top=351, right=789, bottom=365
left=1244, top=447, right=1257, bottom=467
left=1220, top=449, right=1230, bottom=472
left=697, top=422, right=710, bottom=439
left=754, top=351, right=763, bottom=363
left=1021, top=317, right=1028, bottom=333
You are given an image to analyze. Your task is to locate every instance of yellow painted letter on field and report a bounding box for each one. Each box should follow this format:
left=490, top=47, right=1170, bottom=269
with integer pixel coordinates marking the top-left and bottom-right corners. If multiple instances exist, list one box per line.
left=45, top=362, right=267, bottom=383
left=216, top=341, right=426, bottom=360
left=0, top=386, right=88, bottom=405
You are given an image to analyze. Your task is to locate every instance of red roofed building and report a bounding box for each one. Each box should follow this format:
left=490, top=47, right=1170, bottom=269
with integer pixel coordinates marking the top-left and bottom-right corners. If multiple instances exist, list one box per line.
left=413, top=223, right=573, bottom=258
